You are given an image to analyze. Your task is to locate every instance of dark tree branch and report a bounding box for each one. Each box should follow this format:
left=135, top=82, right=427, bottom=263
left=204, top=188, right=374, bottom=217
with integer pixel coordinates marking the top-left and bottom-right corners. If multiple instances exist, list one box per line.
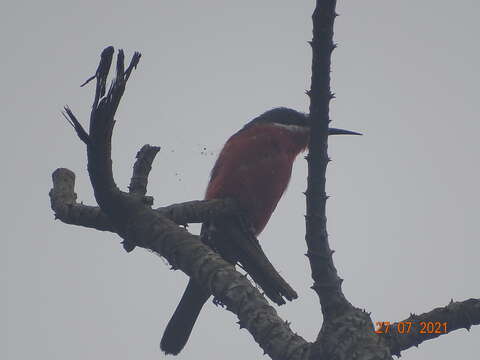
left=156, top=198, right=240, bottom=225
left=381, top=298, right=480, bottom=356
left=306, top=0, right=351, bottom=320
left=124, top=144, right=161, bottom=251
left=63, top=107, right=90, bottom=145
left=305, top=2, right=392, bottom=359
left=49, top=167, right=244, bottom=232
left=129, top=144, right=161, bottom=199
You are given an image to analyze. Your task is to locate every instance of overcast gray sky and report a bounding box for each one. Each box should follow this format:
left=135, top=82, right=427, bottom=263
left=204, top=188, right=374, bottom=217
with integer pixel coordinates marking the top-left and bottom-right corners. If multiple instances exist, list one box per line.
left=3, top=1, right=479, bottom=359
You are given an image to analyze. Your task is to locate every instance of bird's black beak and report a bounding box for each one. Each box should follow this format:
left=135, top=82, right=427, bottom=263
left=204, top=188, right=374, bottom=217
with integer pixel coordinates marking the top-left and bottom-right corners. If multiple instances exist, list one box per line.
left=328, top=127, right=362, bottom=136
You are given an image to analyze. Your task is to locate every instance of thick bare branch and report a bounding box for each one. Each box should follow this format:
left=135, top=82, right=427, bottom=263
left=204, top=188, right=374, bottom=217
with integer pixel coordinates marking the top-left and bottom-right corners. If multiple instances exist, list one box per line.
left=380, top=298, right=480, bottom=356
left=49, top=169, right=310, bottom=360
left=157, top=199, right=239, bottom=225
left=49, top=165, right=243, bottom=232
left=306, top=0, right=351, bottom=319
left=50, top=166, right=297, bottom=306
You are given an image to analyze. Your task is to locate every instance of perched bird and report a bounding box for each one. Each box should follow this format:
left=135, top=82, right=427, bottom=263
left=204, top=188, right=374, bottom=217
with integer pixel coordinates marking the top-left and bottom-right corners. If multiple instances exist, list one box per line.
left=160, top=107, right=360, bottom=355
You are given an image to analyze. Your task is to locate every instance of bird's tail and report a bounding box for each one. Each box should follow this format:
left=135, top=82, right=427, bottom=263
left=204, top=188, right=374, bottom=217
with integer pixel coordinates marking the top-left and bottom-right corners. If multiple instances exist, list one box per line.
left=206, top=217, right=298, bottom=305
left=160, top=279, right=210, bottom=355
left=228, top=222, right=298, bottom=305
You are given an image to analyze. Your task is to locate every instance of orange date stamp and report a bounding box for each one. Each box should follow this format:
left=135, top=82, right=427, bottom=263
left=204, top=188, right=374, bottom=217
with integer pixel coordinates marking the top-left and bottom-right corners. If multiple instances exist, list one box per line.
left=374, top=321, right=447, bottom=334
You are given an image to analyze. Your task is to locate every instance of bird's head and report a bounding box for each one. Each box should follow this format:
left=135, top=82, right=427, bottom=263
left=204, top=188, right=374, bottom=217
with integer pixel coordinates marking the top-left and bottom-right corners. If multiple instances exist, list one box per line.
left=243, top=107, right=361, bottom=136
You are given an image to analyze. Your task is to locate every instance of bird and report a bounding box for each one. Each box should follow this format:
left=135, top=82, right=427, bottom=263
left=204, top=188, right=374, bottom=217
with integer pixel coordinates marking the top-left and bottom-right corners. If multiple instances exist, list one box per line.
left=160, top=107, right=360, bottom=355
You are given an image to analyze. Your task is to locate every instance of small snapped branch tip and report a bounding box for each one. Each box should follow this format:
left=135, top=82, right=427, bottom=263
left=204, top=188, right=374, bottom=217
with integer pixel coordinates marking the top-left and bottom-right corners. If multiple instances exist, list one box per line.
left=124, top=51, right=142, bottom=81
left=122, top=240, right=136, bottom=253
left=80, top=74, right=96, bottom=88
left=80, top=46, right=114, bottom=89
left=102, top=46, right=115, bottom=58
left=116, top=49, right=125, bottom=76
left=62, top=106, right=90, bottom=145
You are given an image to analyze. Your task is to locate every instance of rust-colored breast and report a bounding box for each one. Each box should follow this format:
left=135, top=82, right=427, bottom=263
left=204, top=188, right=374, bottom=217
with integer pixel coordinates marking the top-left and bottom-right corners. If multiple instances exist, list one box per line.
left=205, top=124, right=309, bottom=235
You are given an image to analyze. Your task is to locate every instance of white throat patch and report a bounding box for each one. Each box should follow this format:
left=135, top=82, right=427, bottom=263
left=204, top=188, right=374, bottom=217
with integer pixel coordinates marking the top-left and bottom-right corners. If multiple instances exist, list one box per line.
left=272, top=123, right=309, bottom=133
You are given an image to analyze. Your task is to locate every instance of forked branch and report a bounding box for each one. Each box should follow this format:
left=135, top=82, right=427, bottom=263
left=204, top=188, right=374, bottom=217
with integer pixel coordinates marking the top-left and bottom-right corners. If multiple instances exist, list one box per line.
left=53, top=47, right=309, bottom=360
